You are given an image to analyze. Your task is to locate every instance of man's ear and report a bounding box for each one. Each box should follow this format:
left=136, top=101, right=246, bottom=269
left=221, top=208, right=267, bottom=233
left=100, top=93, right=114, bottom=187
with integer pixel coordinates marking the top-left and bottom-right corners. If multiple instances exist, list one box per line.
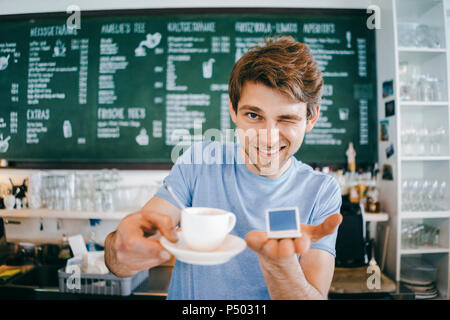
left=306, top=105, right=320, bottom=132
left=229, top=99, right=237, bottom=124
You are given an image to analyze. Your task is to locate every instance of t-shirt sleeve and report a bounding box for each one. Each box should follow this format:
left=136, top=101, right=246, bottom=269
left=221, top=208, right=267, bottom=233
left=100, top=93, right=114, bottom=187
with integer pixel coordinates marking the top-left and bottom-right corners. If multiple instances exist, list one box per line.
left=309, top=175, right=342, bottom=257
left=154, top=142, right=201, bottom=211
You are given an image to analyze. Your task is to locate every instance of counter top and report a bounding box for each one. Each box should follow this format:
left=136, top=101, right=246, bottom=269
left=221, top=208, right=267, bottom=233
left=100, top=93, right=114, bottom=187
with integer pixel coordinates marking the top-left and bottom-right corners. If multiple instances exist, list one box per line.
left=1, top=263, right=417, bottom=300
left=365, top=212, right=389, bottom=222
left=132, top=266, right=172, bottom=298
left=0, top=209, right=390, bottom=222
left=0, top=209, right=132, bottom=220
left=0, top=264, right=172, bottom=300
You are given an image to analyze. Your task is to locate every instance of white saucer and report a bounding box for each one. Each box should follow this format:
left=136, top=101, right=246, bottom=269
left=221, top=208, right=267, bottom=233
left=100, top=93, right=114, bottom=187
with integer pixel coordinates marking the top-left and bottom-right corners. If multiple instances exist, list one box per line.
left=160, top=232, right=247, bottom=266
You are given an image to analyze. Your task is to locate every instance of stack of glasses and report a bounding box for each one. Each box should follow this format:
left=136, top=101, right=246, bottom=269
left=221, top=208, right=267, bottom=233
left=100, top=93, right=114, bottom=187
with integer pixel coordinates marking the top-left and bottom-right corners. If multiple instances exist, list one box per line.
left=38, top=170, right=162, bottom=213
left=399, top=62, right=444, bottom=102
left=40, top=171, right=121, bottom=212
left=401, top=179, right=448, bottom=212
left=401, top=125, right=447, bottom=156
left=401, top=220, right=441, bottom=249
left=397, top=23, right=442, bottom=49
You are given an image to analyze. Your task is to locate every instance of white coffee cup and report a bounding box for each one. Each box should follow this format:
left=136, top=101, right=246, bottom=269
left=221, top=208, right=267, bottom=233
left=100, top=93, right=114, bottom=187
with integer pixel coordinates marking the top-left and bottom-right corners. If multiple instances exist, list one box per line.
left=181, top=207, right=236, bottom=252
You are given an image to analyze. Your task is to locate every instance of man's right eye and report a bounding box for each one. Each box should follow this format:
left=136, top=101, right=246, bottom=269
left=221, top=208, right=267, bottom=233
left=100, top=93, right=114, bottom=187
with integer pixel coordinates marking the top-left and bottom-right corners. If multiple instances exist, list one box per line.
left=246, top=112, right=260, bottom=119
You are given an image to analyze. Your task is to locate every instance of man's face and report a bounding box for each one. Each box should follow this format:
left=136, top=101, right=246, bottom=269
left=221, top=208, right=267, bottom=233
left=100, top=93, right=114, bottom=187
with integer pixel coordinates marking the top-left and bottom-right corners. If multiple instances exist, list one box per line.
left=229, top=81, right=319, bottom=178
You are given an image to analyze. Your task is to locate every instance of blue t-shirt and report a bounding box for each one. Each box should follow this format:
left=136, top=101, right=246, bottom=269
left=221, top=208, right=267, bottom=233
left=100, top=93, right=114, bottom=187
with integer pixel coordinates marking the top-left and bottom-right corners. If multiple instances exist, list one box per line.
left=155, top=141, right=342, bottom=300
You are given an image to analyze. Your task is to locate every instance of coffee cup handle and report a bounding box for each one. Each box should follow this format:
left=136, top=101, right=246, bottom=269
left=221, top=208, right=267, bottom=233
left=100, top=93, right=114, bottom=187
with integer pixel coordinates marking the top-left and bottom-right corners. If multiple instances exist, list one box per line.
left=226, top=213, right=236, bottom=233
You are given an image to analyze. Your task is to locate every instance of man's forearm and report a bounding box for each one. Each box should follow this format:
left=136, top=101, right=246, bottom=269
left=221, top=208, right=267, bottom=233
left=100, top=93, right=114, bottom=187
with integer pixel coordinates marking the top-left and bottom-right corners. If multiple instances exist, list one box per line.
left=258, top=255, right=326, bottom=300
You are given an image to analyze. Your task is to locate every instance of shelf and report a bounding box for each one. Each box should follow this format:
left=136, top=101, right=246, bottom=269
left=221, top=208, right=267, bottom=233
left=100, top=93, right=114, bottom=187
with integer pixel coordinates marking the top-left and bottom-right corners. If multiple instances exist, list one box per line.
left=392, top=0, right=450, bottom=295
left=401, top=211, right=450, bottom=219
left=398, top=47, right=447, bottom=53
left=401, top=156, right=450, bottom=161
left=0, top=209, right=132, bottom=220
left=401, top=248, right=449, bottom=255
left=365, top=212, right=389, bottom=222
left=399, top=101, right=449, bottom=106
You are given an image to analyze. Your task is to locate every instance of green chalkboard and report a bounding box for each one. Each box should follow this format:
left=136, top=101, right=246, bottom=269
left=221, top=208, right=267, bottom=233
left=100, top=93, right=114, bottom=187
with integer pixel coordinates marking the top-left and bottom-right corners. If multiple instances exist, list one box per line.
left=0, top=8, right=377, bottom=165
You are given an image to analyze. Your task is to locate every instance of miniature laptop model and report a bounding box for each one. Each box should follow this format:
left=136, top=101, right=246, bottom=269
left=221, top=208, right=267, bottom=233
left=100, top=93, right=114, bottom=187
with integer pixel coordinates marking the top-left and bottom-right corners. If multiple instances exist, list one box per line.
left=266, top=207, right=302, bottom=239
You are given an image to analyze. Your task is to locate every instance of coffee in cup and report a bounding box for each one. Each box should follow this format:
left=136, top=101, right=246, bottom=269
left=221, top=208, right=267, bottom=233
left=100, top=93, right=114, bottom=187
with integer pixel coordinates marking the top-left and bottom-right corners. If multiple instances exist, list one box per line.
left=181, top=207, right=236, bottom=251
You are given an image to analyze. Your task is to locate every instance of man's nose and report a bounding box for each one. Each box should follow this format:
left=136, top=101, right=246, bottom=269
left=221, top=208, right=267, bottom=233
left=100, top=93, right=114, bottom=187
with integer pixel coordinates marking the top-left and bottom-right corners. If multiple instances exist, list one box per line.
left=258, top=120, right=280, bottom=147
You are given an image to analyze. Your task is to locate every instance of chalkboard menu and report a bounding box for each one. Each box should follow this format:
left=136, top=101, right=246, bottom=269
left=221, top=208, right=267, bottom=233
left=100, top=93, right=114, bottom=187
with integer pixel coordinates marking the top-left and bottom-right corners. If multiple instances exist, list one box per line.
left=0, top=8, right=377, bottom=165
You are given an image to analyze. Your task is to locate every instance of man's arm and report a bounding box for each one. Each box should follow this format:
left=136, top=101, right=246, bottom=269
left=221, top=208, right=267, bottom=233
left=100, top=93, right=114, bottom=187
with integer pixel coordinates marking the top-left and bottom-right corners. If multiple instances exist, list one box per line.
left=258, top=248, right=334, bottom=299
left=104, top=196, right=180, bottom=278
left=246, top=213, right=342, bottom=300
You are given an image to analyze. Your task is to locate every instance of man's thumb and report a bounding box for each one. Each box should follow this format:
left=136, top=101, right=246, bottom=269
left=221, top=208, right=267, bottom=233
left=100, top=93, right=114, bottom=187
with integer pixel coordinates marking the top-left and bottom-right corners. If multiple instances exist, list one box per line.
left=323, top=213, right=343, bottom=234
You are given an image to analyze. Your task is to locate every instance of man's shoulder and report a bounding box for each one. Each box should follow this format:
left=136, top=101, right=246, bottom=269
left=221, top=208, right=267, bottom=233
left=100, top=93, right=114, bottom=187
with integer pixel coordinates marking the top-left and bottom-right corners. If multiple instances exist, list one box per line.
left=291, top=160, right=340, bottom=191
left=291, top=159, right=323, bottom=179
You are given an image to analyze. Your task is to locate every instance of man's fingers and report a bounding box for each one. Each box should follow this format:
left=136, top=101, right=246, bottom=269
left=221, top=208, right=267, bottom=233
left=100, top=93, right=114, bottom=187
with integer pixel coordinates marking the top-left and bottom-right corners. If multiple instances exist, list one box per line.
left=115, top=233, right=172, bottom=271
left=279, top=239, right=295, bottom=258
left=247, top=232, right=296, bottom=259
left=141, top=211, right=178, bottom=243
left=245, top=231, right=268, bottom=252
left=314, top=213, right=342, bottom=241
left=140, top=237, right=172, bottom=262
left=294, top=235, right=311, bottom=255
left=263, top=239, right=279, bottom=257
left=301, top=213, right=343, bottom=243
left=124, top=234, right=169, bottom=259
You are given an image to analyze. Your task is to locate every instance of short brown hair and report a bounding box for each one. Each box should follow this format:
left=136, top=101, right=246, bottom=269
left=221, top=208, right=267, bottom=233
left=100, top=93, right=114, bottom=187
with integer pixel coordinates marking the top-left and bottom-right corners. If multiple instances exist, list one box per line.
left=228, top=36, right=323, bottom=120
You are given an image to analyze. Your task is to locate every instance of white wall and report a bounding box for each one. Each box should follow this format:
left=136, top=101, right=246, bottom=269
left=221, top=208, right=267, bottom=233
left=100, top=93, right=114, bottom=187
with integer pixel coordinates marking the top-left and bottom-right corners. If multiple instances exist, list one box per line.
left=0, top=0, right=371, bottom=15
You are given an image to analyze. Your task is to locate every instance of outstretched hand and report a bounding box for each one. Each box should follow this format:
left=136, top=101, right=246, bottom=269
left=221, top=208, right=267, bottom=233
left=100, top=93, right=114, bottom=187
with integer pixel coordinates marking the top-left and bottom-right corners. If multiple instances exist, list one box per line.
left=245, top=213, right=343, bottom=260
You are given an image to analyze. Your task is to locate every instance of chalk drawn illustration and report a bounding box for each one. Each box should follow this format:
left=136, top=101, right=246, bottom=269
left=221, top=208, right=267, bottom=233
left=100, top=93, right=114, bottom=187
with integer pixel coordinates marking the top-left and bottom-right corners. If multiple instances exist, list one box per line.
left=136, top=128, right=149, bottom=146
left=53, top=40, right=66, bottom=57
left=0, top=54, right=10, bottom=71
left=135, top=32, right=162, bottom=57
left=202, top=58, right=215, bottom=79
left=346, top=31, right=352, bottom=48
left=0, top=134, right=11, bottom=153
left=63, top=120, right=72, bottom=138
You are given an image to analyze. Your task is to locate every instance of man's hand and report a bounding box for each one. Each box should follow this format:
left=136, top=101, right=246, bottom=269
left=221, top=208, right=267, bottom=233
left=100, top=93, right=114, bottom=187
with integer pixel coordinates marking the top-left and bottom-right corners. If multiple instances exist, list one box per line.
left=245, top=213, right=342, bottom=260
left=104, top=197, right=181, bottom=278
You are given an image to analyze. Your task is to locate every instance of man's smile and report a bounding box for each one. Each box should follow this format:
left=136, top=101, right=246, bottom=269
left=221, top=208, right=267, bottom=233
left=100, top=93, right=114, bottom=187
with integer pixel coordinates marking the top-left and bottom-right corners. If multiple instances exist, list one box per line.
left=255, top=145, right=287, bottom=159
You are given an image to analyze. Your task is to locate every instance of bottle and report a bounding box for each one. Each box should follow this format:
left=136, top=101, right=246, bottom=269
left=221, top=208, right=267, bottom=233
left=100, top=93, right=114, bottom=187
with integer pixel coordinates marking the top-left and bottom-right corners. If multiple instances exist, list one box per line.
left=366, top=179, right=380, bottom=213
left=86, top=232, right=97, bottom=252
left=336, top=169, right=347, bottom=196
left=349, top=181, right=360, bottom=204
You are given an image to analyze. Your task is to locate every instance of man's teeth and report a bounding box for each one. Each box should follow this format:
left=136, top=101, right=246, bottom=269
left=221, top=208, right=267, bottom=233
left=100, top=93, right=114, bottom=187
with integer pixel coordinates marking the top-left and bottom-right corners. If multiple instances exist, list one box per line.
left=258, top=147, right=285, bottom=155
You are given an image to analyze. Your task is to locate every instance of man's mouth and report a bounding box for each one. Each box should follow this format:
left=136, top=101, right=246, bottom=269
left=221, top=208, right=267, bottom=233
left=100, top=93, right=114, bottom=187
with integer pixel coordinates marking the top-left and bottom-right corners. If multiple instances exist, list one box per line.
left=255, top=145, right=287, bottom=158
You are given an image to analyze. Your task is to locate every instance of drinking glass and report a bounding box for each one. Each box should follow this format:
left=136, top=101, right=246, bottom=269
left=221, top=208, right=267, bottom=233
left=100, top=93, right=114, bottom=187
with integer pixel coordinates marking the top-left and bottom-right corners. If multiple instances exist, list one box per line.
left=416, top=128, right=428, bottom=155
left=403, top=126, right=417, bottom=156
left=438, top=181, right=448, bottom=210
left=429, top=180, right=440, bottom=211
left=399, top=62, right=414, bottom=101
left=415, top=24, right=432, bottom=48
left=435, top=127, right=446, bottom=155
left=429, top=26, right=442, bottom=48
left=398, top=23, right=416, bottom=47
left=420, top=180, right=433, bottom=211
left=409, top=179, right=419, bottom=211
left=402, top=179, right=411, bottom=211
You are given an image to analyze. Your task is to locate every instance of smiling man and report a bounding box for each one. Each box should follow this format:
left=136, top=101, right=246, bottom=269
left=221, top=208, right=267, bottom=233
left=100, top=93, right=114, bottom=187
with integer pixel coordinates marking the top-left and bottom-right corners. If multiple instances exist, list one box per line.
left=105, top=36, right=343, bottom=300
left=231, top=82, right=312, bottom=178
